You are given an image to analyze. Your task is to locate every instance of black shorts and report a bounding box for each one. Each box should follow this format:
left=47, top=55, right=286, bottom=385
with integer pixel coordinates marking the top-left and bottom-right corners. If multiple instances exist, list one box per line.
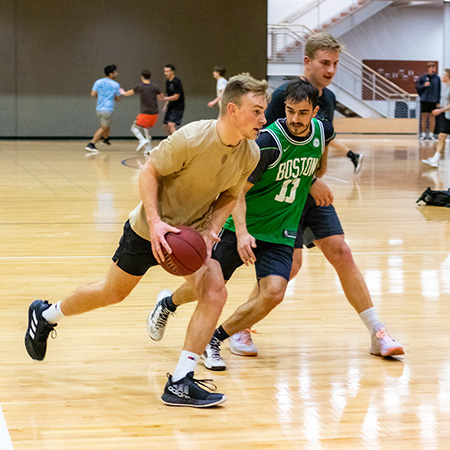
left=294, top=195, right=344, bottom=249
left=436, top=113, right=450, bottom=135
left=420, top=101, right=437, bottom=113
left=164, top=109, right=184, bottom=125
left=112, top=220, right=159, bottom=276
left=212, top=229, right=294, bottom=282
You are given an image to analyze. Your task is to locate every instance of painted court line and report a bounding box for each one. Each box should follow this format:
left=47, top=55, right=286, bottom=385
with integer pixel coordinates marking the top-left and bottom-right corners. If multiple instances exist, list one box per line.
left=0, top=251, right=449, bottom=262
left=0, top=406, right=13, bottom=450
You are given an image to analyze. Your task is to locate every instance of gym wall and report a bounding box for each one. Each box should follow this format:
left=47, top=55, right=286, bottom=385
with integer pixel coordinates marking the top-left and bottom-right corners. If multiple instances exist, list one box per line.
left=0, top=0, right=267, bottom=138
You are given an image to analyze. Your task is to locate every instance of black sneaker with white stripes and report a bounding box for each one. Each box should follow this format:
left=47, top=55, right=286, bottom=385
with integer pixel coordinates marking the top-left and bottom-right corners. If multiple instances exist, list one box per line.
left=161, top=372, right=226, bottom=408
left=25, top=300, right=57, bottom=361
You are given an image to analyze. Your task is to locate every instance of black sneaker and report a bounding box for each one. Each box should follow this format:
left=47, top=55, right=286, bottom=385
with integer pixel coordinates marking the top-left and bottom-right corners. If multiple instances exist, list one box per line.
left=101, top=137, right=111, bottom=145
left=348, top=151, right=364, bottom=174
left=25, top=300, right=57, bottom=361
left=161, top=372, right=226, bottom=407
left=85, top=142, right=98, bottom=152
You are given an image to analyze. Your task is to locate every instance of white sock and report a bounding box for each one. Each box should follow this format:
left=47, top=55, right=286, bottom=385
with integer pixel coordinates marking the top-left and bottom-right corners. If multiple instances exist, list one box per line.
left=130, top=122, right=145, bottom=141
left=143, top=128, right=152, bottom=144
left=430, top=152, right=441, bottom=163
left=42, top=301, right=66, bottom=325
left=358, top=307, right=380, bottom=334
left=172, top=350, right=200, bottom=382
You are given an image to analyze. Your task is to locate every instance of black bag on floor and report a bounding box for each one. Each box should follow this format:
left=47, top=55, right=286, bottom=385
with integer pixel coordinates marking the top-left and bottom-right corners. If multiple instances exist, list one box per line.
left=416, top=187, right=450, bottom=207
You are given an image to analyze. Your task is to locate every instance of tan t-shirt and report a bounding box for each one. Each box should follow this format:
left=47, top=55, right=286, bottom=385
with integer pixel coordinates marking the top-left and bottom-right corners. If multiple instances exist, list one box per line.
left=129, top=119, right=260, bottom=240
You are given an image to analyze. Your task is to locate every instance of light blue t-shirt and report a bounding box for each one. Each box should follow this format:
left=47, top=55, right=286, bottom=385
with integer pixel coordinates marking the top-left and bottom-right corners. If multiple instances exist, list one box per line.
left=92, top=77, right=121, bottom=112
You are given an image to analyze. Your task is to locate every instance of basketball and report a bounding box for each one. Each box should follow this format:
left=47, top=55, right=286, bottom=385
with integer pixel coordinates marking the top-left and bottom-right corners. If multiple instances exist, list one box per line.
left=160, top=226, right=207, bottom=276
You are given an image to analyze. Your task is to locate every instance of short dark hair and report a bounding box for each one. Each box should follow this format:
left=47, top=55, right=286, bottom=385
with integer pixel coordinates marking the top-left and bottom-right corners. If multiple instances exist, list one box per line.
left=141, top=70, right=151, bottom=79
left=285, top=77, right=319, bottom=108
left=165, top=64, right=175, bottom=71
left=104, top=65, right=117, bottom=76
left=213, top=65, right=226, bottom=77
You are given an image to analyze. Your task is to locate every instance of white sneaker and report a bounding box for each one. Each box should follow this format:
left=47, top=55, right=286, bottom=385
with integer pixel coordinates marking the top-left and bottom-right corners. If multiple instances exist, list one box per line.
left=419, top=133, right=427, bottom=141
left=202, top=336, right=226, bottom=371
left=229, top=329, right=258, bottom=356
left=421, top=158, right=439, bottom=168
left=370, top=323, right=404, bottom=357
left=144, top=147, right=152, bottom=156
left=137, top=139, right=149, bottom=152
left=147, top=290, right=174, bottom=341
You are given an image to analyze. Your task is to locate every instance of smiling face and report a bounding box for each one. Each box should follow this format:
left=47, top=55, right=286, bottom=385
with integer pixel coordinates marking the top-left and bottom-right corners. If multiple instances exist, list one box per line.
left=164, top=67, right=175, bottom=80
left=304, top=49, right=340, bottom=90
left=285, top=99, right=319, bottom=137
left=232, top=93, right=268, bottom=140
left=442, top=71, right=450, bottom=83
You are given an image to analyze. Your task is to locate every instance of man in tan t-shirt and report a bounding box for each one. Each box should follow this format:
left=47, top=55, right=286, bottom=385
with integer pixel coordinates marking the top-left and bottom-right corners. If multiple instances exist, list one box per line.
left=25, top=73, right=268, bottom=408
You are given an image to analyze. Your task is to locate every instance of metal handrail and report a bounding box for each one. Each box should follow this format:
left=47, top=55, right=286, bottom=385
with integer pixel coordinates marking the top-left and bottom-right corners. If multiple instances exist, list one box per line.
left=268, top=23, right=417, bottom=117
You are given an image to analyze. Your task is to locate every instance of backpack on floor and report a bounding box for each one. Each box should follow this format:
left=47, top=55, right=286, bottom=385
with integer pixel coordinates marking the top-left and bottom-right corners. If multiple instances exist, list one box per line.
left=416, top=187, right=450, bottom=207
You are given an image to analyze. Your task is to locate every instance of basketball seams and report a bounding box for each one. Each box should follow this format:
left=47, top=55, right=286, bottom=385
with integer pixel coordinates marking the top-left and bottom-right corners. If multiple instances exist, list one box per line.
left=160, top=226, right=207, bottom=276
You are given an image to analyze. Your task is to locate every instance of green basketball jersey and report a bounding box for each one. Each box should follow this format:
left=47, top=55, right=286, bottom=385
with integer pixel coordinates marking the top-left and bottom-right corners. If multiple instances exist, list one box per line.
left=224, top=118, right=325, bottom=246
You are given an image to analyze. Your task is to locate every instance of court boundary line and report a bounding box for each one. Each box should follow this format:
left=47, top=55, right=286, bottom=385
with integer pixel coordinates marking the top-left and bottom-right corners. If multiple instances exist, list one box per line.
left=0, top=250, right=449, bottom=261
left=0, top=405, right=13, bottom=450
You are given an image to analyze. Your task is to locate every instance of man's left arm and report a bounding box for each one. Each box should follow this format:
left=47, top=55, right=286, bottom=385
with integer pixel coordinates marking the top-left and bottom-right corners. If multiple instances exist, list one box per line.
left=203, top=191, right=239, bottom=258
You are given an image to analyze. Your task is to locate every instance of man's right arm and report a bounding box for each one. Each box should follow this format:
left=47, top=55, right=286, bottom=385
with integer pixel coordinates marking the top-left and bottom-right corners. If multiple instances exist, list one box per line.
left=139, top=160, right=179, bottom=263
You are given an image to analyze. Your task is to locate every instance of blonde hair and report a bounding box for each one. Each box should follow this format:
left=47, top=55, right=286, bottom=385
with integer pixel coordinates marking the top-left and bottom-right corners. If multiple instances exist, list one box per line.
left=305, top=33, right=343, bottom=59
left=444, top=68, right=450, bottom=79
left=220, top=73, right=269, bottom=115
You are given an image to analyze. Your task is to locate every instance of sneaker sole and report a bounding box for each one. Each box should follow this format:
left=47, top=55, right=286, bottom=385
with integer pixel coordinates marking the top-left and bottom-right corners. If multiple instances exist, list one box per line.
left=230, top=348, right=257, bottom=357
left=371, top=346, right=405, bottom=357
left=161, top=394, right=227, bottom=407
left=201, top=355, right=226, bottom=371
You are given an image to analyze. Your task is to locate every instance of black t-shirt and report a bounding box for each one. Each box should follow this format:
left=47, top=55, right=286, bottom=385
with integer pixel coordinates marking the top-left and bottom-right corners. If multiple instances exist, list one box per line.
left=134, top=83, right=162, bottom=115
left=166, top=77, right=185, bottom=111
left=265, top=80, right=336, bottom=125
left=249, top=118, right=335, bottom=184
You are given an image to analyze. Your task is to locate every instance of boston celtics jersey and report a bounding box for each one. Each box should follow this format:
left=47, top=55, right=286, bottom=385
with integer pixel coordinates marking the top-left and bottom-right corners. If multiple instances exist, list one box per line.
left=224, top=118, right=326, bottom=246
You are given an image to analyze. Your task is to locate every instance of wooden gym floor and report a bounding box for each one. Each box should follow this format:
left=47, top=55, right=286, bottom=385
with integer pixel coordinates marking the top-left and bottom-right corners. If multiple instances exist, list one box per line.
left=1, top=136, right=450, bottom=449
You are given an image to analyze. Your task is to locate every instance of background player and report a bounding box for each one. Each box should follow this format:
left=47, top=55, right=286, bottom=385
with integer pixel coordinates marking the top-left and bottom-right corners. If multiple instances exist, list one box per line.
left=121, top=69, right=165, bottom=153
left=208, top=65, right=228, bottom=108
left=85, top=65, right=122, bottom=152
left=265, top=33, right=363, bottom=175
left=162, top=64, right=185, bottom=135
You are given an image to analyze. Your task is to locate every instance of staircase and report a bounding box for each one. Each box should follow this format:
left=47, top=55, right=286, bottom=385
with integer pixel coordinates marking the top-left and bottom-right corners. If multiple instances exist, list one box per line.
left=268, top=24, right=417, bottom=119
left=278, top=0, right=393, bottom=38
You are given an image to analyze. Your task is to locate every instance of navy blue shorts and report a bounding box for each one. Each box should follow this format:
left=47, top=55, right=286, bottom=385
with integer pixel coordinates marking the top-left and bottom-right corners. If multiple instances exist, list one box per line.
left=212, top=229, right=294, bottom=281
left=294, top=194, right=344, bottom=249
left=420, top=101, right=437, bottom=114
left=164, top=109, right=184, bottom=125
left=112, top=220, right=159, bottom=276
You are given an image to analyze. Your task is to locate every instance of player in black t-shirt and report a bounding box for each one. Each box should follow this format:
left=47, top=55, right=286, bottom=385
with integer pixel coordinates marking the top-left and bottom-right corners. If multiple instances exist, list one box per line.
left=162, top=64, right=185, bottom=135
left=265, top=35, right=364, bottom=175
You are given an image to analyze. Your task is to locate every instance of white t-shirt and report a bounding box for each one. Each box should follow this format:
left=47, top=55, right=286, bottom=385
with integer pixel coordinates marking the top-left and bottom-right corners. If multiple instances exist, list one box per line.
left=216, top=78, right=228, bottom=96
left=441, top=83, right=450, bottom=119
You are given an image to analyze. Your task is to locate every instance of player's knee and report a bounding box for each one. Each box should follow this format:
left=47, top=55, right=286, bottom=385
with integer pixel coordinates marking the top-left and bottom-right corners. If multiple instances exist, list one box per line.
left=203, top=283, right=228, bottom=310
left=260, top=286, right=284, bottom=311
left=327, top=240, right=354, bottom=267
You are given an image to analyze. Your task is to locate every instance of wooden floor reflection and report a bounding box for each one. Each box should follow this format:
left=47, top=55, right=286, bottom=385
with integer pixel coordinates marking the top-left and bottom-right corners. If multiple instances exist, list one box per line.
left=1, top=137, right=450, bottom=449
